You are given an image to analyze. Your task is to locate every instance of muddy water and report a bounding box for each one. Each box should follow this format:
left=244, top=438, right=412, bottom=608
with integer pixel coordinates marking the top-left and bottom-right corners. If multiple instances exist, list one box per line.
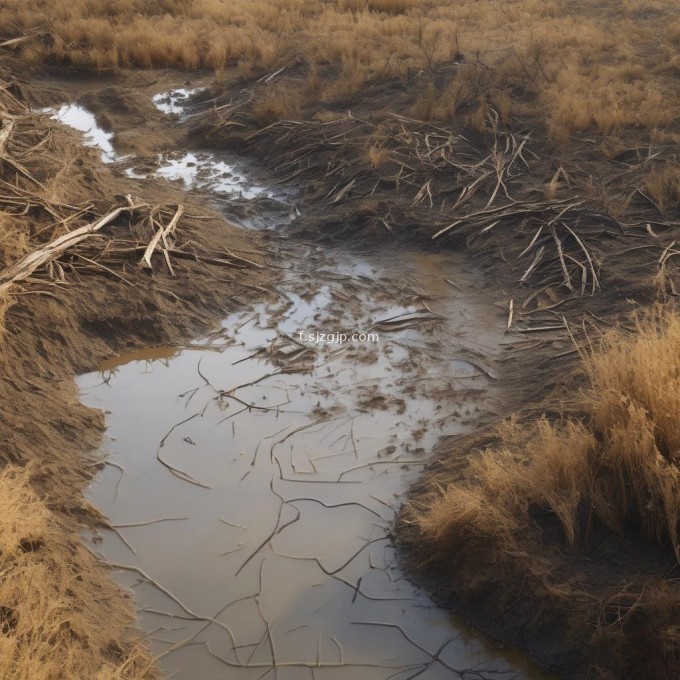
left=68, top=91, right=553, bottom=679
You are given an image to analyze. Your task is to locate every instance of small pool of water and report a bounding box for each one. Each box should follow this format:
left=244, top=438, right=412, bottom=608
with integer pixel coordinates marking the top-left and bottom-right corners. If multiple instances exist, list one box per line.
left=127, top=150, right=269, bottom=200
left=43, top=104, right=118, bottom=163
left=69, top=85, right=556, bottom=680
left=153, top=87, right=207, bottom=117
left=44, top=98, right=275, bottom=201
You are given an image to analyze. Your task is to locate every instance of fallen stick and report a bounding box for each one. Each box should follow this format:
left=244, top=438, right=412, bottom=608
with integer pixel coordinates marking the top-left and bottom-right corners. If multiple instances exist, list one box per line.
left=0, top=34, right=43, bottom=49
left=0, top=203, right=142, bottom=294
left=550, top=226, right=575, bottom=293
left=112, top=517, right=189, bottom=528
left=141, top=204, right=184, bottom=270
left=0, top=118, right=14, bottom=154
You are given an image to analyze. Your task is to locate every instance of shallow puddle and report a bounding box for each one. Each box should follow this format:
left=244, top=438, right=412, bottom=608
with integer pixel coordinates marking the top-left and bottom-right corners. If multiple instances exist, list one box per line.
left=42, top=104, right=118, bottom=163
left=80, top=243, right=553, bottom=680
left=44, top=99, right=271, bottom=200
left=128, top=150, right=270, bottom=199
left=153, top=87, right=207, bottom=117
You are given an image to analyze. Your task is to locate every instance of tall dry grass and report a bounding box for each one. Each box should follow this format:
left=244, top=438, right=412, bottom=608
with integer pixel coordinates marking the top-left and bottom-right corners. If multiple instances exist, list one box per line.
left=417, top=308, right=680, bottom=560
left=0, top=465, right=153, bottom=680
left=1, top=0, right=679, bottom=141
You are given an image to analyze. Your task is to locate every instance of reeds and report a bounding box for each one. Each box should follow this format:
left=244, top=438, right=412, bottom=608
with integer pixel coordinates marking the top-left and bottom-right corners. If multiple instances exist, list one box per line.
left=2, top=0, right=680, bottom=140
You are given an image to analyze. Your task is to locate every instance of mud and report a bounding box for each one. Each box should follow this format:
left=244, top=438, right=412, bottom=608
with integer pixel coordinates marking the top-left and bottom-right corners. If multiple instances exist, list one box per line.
left=55, top=86, right=556, bottom=678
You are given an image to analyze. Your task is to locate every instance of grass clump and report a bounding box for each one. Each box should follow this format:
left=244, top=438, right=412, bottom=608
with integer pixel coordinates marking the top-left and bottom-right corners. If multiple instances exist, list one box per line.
left=419, top=418, right=596, bottom=550
left=0, top=465, right=153, bottom=680
left=404, top=308, right=680, bottom=677
left=418, top=308, right=680, bottom=559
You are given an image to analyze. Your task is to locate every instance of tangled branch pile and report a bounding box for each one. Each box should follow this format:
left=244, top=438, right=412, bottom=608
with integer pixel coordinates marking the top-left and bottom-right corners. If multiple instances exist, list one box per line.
left=222, top=104, right=680, bottom=314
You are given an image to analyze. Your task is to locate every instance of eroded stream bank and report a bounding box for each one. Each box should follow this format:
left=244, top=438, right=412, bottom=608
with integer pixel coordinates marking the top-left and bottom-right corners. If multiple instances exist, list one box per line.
left=45, top=88, right=554, bottom=679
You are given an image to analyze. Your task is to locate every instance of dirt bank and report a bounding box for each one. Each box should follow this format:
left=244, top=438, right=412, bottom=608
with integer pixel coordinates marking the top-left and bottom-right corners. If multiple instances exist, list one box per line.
left=0, top=60, right=269, bottom=678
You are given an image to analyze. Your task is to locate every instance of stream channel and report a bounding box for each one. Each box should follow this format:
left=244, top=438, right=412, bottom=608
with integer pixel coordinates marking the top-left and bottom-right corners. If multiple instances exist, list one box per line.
left=47, top=91, right=555, bottom=680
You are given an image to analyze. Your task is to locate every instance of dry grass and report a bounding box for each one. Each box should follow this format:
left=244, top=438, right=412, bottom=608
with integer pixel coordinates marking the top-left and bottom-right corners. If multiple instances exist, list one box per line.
left=644, top=162, right=680, bottom=213
left=0, top=213, right=29, bottom=269
left=1, top=0, right=680, bottom=142
left=0, top=465, right=152, bottom=680
left=0, top=71, right=156, bottom=680
left=251, top=84, right=303, bottom=125
left=404, top=308, right=680, bottom=676
left=416, top=307, right=680, bottom=560
left=417, top=417, right=596, bottom=550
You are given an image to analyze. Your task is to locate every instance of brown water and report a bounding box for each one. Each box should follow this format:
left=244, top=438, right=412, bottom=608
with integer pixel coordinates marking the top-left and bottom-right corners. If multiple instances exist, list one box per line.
left=80, top=242, right=555, bottom=680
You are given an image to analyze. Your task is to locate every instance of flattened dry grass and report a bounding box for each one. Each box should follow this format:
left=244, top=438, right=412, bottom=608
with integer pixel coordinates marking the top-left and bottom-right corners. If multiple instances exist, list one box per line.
left=2, top=0, right=680, bottom=142
left=416, top=308, right=680, bottom=560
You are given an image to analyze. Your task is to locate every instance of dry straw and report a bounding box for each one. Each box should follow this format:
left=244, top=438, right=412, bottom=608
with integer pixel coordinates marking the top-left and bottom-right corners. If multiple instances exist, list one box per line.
left=417, top=307, right=680, bottom=562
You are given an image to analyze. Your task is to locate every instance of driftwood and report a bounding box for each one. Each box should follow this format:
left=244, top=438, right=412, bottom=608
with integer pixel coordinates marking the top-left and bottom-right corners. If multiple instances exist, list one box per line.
left=140, top=204, right=184, bottom=270
left=0, top=202, right=143, bottom=295
left=228, top=107, right=626, bottom=301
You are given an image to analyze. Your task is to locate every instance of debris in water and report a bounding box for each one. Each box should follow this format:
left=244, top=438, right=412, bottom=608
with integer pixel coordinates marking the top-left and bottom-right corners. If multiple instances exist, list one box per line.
left=152, top=88, right=206, bottom=117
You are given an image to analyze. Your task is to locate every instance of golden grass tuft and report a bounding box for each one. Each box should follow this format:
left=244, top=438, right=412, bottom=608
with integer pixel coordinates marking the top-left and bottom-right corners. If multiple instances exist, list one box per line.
left=0, top=465, right=153, bottom=680
left=367, top=144, right=389, bottom=168
left=418, top=418, right=595, bottom=549
left=644, top=162, right=680, bottom=212
left=417, top=308, right=680, bottom=559
left=251, top=84, right=303, bottom=125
